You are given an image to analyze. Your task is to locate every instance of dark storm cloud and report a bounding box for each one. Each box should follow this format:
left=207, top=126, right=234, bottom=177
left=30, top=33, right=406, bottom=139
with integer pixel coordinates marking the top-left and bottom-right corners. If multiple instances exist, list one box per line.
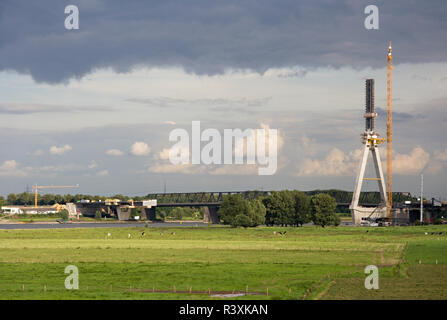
left=375, top=107, right=419, bottom=122
left=0, top=0, right=446, bottom=83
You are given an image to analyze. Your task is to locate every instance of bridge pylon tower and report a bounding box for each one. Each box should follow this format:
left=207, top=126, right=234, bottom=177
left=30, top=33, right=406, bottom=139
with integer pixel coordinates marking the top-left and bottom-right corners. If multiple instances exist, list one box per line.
left=350, top=79, right=388, bottom=225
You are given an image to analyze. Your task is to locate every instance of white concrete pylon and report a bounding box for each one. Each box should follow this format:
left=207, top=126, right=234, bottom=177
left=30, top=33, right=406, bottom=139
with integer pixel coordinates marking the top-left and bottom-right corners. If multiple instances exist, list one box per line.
left=350, top=132, right=388, bottom=225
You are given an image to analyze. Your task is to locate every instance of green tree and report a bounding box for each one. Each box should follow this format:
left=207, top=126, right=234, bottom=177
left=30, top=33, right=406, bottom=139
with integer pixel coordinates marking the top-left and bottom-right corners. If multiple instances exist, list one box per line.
left=249, top=199, right=266, bottom=226
left=15, top=192, right=34, bottom=205
left=7, top=194, right=18, bottom=205
left=263, top=191, right=297, bottom=226
left=112, top=194, right=130, bottom=201
left=157, top=210, right=166, bottom=221
left=218, top=194, right=266, bottom=227
left=292, top=190, right=311, bottom=226
left=54, top=194, right=63, bottom=204
left=171, top=207, right=184, bottom=220
left=233, top=214, right=252, bottom=228
left=0, top=195, right=6, bottom=207
left=95, top=210, right=102, bottom=220
left=218, top=194, right=250, bottom=226
left=310, top=193, right=339, bottom=227
left=42, top=194, right=56, bottom=205
left=60, top=209, right=69, bottom=220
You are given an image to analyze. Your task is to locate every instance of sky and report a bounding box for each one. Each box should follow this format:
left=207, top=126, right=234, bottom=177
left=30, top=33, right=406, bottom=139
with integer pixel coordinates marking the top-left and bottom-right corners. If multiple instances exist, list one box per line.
left=0, top=0, right=446, bottom=199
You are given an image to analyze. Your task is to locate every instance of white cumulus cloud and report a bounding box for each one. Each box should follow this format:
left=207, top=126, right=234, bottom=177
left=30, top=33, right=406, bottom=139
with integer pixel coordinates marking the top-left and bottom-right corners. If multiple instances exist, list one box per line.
left=393, top=146, right=430, bottom=175
left=49, top=144, right=72, bottom=155
left=130, top=142, right=150, bottom=156
left=297, top=146, right=433, bottom=177
left=0, top=160, right=29, bottom=177
left=106, top=149, right=124, bottom=156
left=297, top=148, right=362, bottom=176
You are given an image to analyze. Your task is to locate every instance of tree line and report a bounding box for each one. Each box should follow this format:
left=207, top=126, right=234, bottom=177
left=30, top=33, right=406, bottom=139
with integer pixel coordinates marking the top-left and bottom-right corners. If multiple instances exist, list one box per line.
left=0, top=189, right=416, bottom=207
left=218, top=190, right=340, bottom=228
left=0, top=193, right=133, bottom=206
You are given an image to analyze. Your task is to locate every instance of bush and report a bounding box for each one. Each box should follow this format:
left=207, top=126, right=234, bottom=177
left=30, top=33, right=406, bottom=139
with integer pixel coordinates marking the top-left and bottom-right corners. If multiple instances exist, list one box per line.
left=171, top=208, right=184, bottom=220
left=60, top=209, right=69, bottom=220
left=157, top=210, right=166, bottom=221
left=433, top=218, right=443, bottom=225
left=95, top=210, right=102, bottom=220
left=333, top=215, right=341, bottom=226
left=233, top=214, right=252, bottom=228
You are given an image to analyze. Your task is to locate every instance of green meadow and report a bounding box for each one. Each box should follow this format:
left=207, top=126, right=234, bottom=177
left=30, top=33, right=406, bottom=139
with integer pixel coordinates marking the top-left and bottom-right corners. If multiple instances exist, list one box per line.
left=0, top=225, right=446, bottom=299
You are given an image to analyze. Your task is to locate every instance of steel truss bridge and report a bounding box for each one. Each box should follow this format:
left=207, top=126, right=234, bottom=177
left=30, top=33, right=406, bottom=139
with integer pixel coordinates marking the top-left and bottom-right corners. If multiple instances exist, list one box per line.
left=146, top=191, right=270, bottom=207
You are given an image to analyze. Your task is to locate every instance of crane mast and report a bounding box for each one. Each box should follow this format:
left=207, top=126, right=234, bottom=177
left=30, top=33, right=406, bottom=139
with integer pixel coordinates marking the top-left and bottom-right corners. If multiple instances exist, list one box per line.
left=32, top=184, right=79, bottom=208
left=386, top=41, right=393, bottom=218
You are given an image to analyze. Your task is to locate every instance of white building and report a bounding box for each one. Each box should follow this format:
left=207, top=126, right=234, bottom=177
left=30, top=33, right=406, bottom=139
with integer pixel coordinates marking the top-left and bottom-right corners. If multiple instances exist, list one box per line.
left=1, top=206, right=59, bottom=215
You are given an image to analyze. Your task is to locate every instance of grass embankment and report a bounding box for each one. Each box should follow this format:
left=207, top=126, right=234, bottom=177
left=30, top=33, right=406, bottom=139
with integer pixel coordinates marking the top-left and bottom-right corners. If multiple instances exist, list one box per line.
left=0, top=214, right=98, bottom=223
left=0, top=225, right=445, bottom=299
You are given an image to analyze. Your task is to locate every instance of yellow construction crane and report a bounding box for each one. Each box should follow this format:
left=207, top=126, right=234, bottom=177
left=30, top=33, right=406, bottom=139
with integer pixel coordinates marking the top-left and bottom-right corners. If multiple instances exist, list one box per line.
left=32, top=184, right=79, bottom=208
left=386, top=41, right=393, bottom=218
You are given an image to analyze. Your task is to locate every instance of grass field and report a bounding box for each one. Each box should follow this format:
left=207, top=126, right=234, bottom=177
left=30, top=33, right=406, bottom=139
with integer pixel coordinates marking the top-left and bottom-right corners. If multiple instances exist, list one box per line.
left=0, top=224, right=446, bottom=300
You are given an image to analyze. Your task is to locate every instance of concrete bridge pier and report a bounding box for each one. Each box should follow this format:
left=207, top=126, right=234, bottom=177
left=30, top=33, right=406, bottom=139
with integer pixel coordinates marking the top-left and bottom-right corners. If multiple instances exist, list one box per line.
left=116, top=206, right=131, bottom=221
left=203, top=206, right=220, bottom=224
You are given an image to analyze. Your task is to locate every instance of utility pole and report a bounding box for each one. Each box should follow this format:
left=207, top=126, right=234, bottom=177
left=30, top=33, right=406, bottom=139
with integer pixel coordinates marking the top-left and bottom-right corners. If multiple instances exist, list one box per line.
left=420, top=174, right=424, bottom=223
